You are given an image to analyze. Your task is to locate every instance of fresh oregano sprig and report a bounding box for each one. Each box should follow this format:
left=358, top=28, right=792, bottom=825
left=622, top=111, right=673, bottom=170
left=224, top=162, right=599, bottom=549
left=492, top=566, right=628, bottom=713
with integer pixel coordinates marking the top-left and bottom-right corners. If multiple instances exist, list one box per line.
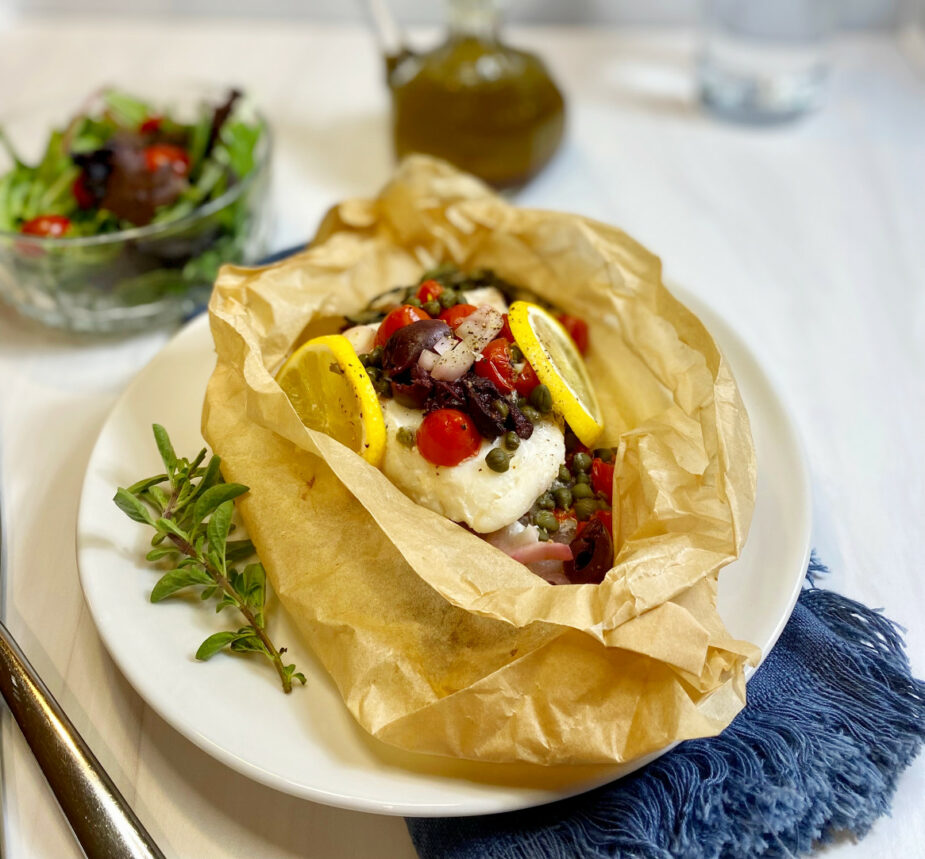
left=113, top=424, right=306, bottom=693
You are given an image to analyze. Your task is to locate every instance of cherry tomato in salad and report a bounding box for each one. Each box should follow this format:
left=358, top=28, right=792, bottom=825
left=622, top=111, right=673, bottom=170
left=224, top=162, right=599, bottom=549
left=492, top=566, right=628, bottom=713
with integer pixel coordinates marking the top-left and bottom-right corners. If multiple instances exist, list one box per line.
left=475, top=338, right=517, bottom=393
left=72, top=174, right=95, bottom=209
left=143, top=144, right=191, bottom=177
left=514, top=360, right=541, bottom=397
left=439, top=303, right=477, bottom=330
left=499, top=313, right=515, bottom=342
left=416, top=279, right=443, bottom=303
left=139, top=115, right=163, bottom=134
left=416, top=409, right=481, bottom=467
left=374, top=304, right=431, bottom=347
left=557, top=314, right=589, bottom=355
left=590, top=458, right=615, bottom=503
left=21, top=214, right=71, bottom=238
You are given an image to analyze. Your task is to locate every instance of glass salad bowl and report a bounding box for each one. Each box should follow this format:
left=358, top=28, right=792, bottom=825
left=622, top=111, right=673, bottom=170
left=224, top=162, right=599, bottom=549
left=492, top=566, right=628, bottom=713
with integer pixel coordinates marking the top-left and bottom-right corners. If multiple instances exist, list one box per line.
left=0, top=85, right=271, bottom=333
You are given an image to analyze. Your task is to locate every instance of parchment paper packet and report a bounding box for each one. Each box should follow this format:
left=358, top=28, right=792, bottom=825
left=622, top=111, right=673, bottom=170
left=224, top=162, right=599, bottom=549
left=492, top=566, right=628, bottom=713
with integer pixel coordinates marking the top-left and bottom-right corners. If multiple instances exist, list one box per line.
left=202, top=155, right=759, bottom=765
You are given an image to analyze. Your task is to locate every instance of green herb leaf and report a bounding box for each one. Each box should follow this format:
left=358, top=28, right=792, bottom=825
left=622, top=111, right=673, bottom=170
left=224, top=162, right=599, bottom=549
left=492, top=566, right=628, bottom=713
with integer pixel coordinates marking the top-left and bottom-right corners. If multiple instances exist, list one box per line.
left=192, top=482, right=248, bottom=523
left=150, top=567, right=212, bottom=602
left=113, top=488, right=155, bottom=526
left=195, top=630, right=238, bottom=661
left=152, top=424, right=178, bottom=476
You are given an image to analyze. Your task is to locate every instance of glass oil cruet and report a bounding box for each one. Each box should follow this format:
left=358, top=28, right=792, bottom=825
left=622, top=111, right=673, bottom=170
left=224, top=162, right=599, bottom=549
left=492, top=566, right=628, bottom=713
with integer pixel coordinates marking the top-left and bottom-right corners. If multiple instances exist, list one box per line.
left=371, top=0, right=566, bottom=188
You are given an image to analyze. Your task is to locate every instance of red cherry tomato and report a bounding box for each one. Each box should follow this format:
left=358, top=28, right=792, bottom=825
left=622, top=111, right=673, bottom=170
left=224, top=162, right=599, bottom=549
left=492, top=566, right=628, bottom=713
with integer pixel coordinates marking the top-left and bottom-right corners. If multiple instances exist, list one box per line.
left=475, top=338, right=517, bottom=393
left=416, top=409, right=482, bottom=467
left=514, top=360, right=540, bottom=397
left=21, top=214, right=71, bottom=238
left=139, top=115, right=163, bottom=134
left=439, top=303, right=478, bottom=330
left=591, top=458, right=615, bottom=503
left=374, top=304, right=431, bottom=347
left=143, top=144, right=191, bottom=177
left=416, top=279, right=443, bottom=303
left=72, top=174, right=95, bottom=209
left=558, top=314, right=590, bottom=355
left=499, top=313, right=515, bottom=342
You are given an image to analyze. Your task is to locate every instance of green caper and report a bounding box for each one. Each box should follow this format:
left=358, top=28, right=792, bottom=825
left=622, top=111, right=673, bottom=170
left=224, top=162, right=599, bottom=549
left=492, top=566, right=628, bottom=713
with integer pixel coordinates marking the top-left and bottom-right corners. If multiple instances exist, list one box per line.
left=572, top=482, right=594, bottom=500
left=554, top=487, right=573, bottom=510
left=572, top=452, right=592, bottom=473
left=534, top=510, right=559, bottom=533
left=521, top=405, right=541, bottom=423
left=406, top=296, right=422, bottom=308
left=494, top=399, right=510, bottom=420
left=536, top=491, right=555, bottom=510
left=423, top=300, right=441, bottom=317
left=528, top=384, right=553, bottom=414
left=509, top=344, right=524, bottom=364
left=558, top=465, right=572, bottom=482
left=374, top=378, right=392, bottom=397
left=365, top=366, right=381, bottom=382
left=574, top=472, right=590, bottom=485
left=397, top=427, right=416, bottom=448
left=535, top=526, right=549, bottom=542
left=594, top=447, right=614, bottom=463
left=486, top=448, right=511, bottom=473
left=438, top=289, right=458, bottom=309
left=368, top=345, right=383, bottom=366
left=503, top=431, right=520, bottom=451
left=575, top=498, right=598, bottom=521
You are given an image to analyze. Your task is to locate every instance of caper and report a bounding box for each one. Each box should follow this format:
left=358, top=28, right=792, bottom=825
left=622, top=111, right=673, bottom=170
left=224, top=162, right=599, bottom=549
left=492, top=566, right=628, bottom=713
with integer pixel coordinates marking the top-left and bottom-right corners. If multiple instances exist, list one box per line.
left=521, top=405, right=541, bottom=423
left=423, top=300, right=441, bottom=317
left=397, top=427, right=416, bottom=448
left=494, top=399, right=510, bottom=420
left=558, top=465, right=571, bottom=482
left=503, top=431, right=520, bottom=451
left=572, top=452, right=592, bottom=473
left=374, top=378, right=392, bottom=397
left=528, top=384, right=553, bottom=414
left=534, top=510, right=559, bottom=533
left=535, top=526, right=549, bottom=542
left=368, top=345, right=383, bottom=366
left=438, top=289, right=458, bottom=309
left=554, top=487, right=573, bottom=510
left=486, top=448, right=511, bottom=473
left=406, top=296, right=422, bottom=308
left=594, top=447, right=614, bottom=463
left=575, top=498, right=598, bottom=521
left=516, top=396, right=528, bottom=409
left=509, top=344, right=524, bottom=364
left=572, top=482, right=594, bottom=500
left=536, top=491, right=555, bottom=510
left=365, top=366, right=381, bottom=382
left=574, top=472, right=590, bottom=484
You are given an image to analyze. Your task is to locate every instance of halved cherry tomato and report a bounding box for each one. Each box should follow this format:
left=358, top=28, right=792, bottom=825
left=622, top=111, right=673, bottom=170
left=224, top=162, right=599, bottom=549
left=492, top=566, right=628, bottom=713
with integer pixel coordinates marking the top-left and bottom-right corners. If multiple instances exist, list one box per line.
left=416, top=409, right=481, bottom=467
left=439, top=303, right=477, bottom=330
left=143, top=144, right=191, bottom=177
left=558, top=314, right=589, bottom=355
left=499, top=313, right=514, bottom=342
left=475, top=338, right=517, bottom=393
left=72, top=174, right=95, bottom=209
left=416, top=279, right=443, bottom=303
left=514, top=360, right=540, bottom=397
left=139, top=115, right=163, bottom=134
left=21, top=215, right=71, bottom=238
left=590, top=458, right=615, bottom=503
left=374, top=304, right=431, bottom=347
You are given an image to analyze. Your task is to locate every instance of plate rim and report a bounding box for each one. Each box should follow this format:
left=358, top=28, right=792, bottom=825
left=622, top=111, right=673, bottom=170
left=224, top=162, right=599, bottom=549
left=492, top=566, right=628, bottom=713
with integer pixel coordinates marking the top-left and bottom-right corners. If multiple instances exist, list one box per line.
left=75, top=281, right=812, bottom=817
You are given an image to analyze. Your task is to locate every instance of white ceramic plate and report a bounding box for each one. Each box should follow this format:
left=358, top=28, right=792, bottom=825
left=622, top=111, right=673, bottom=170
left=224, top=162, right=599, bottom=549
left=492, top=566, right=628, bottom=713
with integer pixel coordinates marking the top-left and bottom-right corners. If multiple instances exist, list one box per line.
left=76, top=285, right=811, bottom=817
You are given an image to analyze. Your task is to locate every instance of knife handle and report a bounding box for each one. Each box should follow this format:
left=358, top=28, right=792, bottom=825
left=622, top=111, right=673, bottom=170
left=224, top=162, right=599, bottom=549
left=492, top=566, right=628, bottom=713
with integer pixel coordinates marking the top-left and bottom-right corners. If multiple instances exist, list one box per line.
left=0, top=621, right=165, bottom=859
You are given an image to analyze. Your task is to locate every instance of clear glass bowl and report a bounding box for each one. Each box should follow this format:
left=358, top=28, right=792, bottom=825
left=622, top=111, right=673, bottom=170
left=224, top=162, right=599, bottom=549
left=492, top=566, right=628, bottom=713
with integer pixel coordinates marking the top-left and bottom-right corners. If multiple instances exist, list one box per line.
left=0, top=87, right=272, bottom=333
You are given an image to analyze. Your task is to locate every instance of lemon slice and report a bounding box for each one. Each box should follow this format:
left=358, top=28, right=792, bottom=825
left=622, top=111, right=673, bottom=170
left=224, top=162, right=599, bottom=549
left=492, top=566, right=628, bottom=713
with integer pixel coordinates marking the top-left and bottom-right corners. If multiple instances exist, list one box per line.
left=275, top=334, right=386, bottom=466
left=507, top=301, right=604, bottom=447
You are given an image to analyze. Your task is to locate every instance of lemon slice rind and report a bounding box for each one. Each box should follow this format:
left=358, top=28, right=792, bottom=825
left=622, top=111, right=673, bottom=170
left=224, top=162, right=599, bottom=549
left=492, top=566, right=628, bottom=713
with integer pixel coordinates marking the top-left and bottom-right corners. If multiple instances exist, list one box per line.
left=508, top=301, right=604, bottom=447
left=275, top=334, right=386, bottom=466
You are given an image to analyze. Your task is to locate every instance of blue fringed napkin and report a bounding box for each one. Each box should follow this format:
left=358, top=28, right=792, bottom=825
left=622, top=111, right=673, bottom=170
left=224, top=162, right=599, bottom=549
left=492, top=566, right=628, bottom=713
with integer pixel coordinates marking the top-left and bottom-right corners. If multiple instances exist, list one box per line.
left=407, top=558, right=925, bottom=858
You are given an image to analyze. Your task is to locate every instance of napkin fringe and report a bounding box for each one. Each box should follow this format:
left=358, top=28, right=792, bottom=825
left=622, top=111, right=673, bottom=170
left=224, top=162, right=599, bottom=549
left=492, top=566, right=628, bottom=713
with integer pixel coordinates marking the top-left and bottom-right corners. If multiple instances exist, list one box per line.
left=407, top=555, right=925, bottom=859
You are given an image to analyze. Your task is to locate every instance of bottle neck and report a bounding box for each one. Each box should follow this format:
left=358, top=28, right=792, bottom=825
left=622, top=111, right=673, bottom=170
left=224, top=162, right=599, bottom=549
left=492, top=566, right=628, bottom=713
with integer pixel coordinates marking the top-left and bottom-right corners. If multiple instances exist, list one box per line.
left=448, top=0, right=500, bottom=42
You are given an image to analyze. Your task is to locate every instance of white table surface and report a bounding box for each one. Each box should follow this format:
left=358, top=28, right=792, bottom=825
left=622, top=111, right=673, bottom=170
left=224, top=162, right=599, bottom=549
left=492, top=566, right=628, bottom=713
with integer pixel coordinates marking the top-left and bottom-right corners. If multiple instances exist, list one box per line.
left=0, top=18, right=923, bottom=859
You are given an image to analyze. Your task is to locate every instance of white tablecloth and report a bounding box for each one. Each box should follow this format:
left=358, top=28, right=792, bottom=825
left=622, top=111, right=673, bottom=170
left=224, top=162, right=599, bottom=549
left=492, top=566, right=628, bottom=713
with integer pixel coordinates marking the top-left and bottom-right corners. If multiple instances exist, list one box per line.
left=0, top=19, right=922, bottom=859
